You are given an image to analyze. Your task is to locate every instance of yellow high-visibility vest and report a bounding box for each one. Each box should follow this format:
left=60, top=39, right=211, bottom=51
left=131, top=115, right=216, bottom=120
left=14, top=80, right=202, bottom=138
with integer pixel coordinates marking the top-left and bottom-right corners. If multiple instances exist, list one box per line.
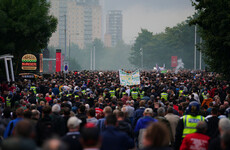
left=6, top=97, right=11, bottom=107
left=182, top=115, right=204, bottom=138
left=110, top=90, right=115, bottom=97
left=139, top=91, right=145, bottom=99
left=30, top=86, right=37, bottom=94
left=161, top=92, right=168, bottom=100
left=179, top=90, right=183, bottom=97
left=202, top=92, right=208, bottom=100
left=132, top=91, right=138, bottom=100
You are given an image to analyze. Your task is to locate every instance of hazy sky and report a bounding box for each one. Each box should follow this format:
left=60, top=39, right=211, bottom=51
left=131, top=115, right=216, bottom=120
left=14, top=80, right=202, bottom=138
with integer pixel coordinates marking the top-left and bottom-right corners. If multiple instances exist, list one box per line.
left=103, top=0, right=195, bottom=44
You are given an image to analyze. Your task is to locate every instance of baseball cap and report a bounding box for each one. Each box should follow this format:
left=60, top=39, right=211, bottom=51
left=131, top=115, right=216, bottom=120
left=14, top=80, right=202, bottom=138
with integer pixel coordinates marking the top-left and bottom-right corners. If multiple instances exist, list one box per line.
left=67, top=116, right=82, bottom=129
left=144, top=108, right=153, bottom=114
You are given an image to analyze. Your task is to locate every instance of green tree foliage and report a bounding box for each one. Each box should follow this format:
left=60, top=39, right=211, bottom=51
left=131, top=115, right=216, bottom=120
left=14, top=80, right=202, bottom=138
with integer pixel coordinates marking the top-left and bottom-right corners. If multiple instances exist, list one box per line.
left=190, top=0, right=230, bottom=78
left=129, top=29, right=153, bottom=68
left=129, top=20, right=199, bottom=69
left=0, top=0, right=57, bottom=72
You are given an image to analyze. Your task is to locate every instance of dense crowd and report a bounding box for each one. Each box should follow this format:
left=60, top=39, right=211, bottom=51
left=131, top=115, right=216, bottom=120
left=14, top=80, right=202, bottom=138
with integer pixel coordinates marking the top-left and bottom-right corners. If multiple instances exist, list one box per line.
left=0, top=70, right=230, bottom=150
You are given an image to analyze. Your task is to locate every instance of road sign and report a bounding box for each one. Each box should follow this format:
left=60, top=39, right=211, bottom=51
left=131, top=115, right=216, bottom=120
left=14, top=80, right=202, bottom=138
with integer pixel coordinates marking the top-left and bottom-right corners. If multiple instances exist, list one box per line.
left=64, top=63, right=68, bottom=73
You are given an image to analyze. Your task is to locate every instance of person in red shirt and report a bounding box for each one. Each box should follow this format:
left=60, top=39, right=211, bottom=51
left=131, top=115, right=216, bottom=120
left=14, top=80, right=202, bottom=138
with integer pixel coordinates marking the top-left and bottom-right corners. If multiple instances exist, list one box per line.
left=173, top=101, right=179, bottom=112
left=0, top=94, right=5, bottom=103
left=180, top=121, right=210, bottom=150
left=95, top=102, right=103, bottom=118
left=121, top=93, right=128, bottom=104
left=9, top=84, right=16, bottom=93
left=210, top=86, right=217, bottom=98
left=45, top=93, right=52, bottom=103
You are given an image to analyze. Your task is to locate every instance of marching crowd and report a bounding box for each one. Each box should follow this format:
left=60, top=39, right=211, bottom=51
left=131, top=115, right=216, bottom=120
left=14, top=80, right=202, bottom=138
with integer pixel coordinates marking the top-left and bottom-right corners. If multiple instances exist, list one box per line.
left=0, top=70, right=230, bottom=150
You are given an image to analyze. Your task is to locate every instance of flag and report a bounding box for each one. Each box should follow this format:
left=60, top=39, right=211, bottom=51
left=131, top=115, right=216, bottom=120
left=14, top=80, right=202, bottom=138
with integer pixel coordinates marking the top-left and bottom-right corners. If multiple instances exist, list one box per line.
left=156, top=64, right=160, bottom=72
left=161, top=70, right=167, bottom=74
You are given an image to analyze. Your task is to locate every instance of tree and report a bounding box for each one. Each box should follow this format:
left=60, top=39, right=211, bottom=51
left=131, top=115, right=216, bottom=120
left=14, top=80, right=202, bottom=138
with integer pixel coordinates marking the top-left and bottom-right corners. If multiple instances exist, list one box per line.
left=129, top=29, right=153, bottom=68
left=93, top=38, right=104, bottom=52
left=0, top=0, right=57, bottom=73
left=129, top=21, right=197, bottom=69
left=190, top=0, right=230, bottom=78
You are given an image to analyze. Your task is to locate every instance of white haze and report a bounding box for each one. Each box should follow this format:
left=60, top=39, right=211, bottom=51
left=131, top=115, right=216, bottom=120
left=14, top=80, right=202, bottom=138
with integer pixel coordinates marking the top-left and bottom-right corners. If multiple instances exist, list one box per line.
left=103, top=0, right=195, bottom=44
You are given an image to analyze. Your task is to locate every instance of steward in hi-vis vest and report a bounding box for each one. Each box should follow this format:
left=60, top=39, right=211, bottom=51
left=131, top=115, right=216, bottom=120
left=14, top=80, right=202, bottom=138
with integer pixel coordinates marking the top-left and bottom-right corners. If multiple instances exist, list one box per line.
left=6, top=94, right=12, bottom=108
left=161, top=90, right=168, bottom=101
left=139, top=89, right=145, bottom=99
left=109, top=87, right=115, bottom=98
left=131, top=88, right=138, bottom=100
left=30, top=84, right=37, bottom=94
left=120, top=88, right=126, bottom=98
left=174, top=101, right=204, bottom=150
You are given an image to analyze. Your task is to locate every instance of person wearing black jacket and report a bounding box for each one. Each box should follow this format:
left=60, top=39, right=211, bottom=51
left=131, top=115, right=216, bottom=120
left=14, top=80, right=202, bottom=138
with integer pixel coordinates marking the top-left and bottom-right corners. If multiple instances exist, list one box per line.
left=50, top=104, right=66, bottom=137
left=11, top=90, right=22, bottom=108
left=28, top=90, right=36, bottom=104
left=205, top=107, right=219, bottom=139
left=76, top=105, right=87, bottom=130
left=62, top=116, right=83, bottom=150
left=117, top=111, right=134, bottom=138
left=208, top=118, right=230, bottom=150
left=63, top=107, right=71, bottom=134
left=36, top=106, right=54, bottom=146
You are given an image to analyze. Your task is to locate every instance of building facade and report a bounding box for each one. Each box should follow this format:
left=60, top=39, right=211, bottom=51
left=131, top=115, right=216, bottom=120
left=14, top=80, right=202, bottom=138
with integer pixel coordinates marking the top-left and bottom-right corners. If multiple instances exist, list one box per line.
left=106, top=10, right=123, bottom=47
left=48, top=0, right=60, bottom=47
left=48, top=0, right=102, bottom=50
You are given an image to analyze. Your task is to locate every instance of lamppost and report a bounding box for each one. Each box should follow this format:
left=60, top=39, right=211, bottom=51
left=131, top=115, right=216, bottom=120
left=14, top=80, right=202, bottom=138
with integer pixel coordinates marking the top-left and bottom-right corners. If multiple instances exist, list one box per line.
left=140, top=48, right=143, bottom=69
left=90, top=44, right=96, bottom=71
left=64, top=15, right=67, bottom=66
left=194, top=25, right=197, bottom=70
left=69, top=34, right=73, bottom=64
left=199, top=37, right=202, bottom=70
left=90, top=47, right=93, bottom=70
left=93, top=44, right=95, bottom=70
left=60, top=15, right=67, bottom=71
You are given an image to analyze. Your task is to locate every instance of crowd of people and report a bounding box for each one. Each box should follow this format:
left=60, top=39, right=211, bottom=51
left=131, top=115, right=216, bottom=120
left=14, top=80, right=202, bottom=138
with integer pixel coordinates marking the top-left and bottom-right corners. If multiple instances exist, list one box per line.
left=0, top=70, right=230, bottom=150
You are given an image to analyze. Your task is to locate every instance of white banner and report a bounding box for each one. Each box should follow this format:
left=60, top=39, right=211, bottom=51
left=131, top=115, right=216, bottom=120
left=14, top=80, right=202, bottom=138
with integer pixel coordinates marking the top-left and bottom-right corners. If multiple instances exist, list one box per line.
left=119, top=70, right=140, bottom=86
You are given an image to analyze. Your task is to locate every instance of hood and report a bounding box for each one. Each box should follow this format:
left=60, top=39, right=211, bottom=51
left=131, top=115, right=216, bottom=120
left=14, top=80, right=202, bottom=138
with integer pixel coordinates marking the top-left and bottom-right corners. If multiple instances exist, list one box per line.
left=118, top=121, right=130, bottom=131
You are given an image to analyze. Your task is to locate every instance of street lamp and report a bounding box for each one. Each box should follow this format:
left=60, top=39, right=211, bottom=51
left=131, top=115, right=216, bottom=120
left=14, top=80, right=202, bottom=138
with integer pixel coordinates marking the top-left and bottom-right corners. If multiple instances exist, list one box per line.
left=60, top=15, right=67, bottom=71
left=93, top=44, right=96, bottom=70
left=199, top=37, right=202, bottom=70
left=194, top=25, right=197, bottom=70
left=69, top=34, right=72, bottom=64
left=140, top=48, right=143, bottom=69
left=90, top=44, right=96, bottom=71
